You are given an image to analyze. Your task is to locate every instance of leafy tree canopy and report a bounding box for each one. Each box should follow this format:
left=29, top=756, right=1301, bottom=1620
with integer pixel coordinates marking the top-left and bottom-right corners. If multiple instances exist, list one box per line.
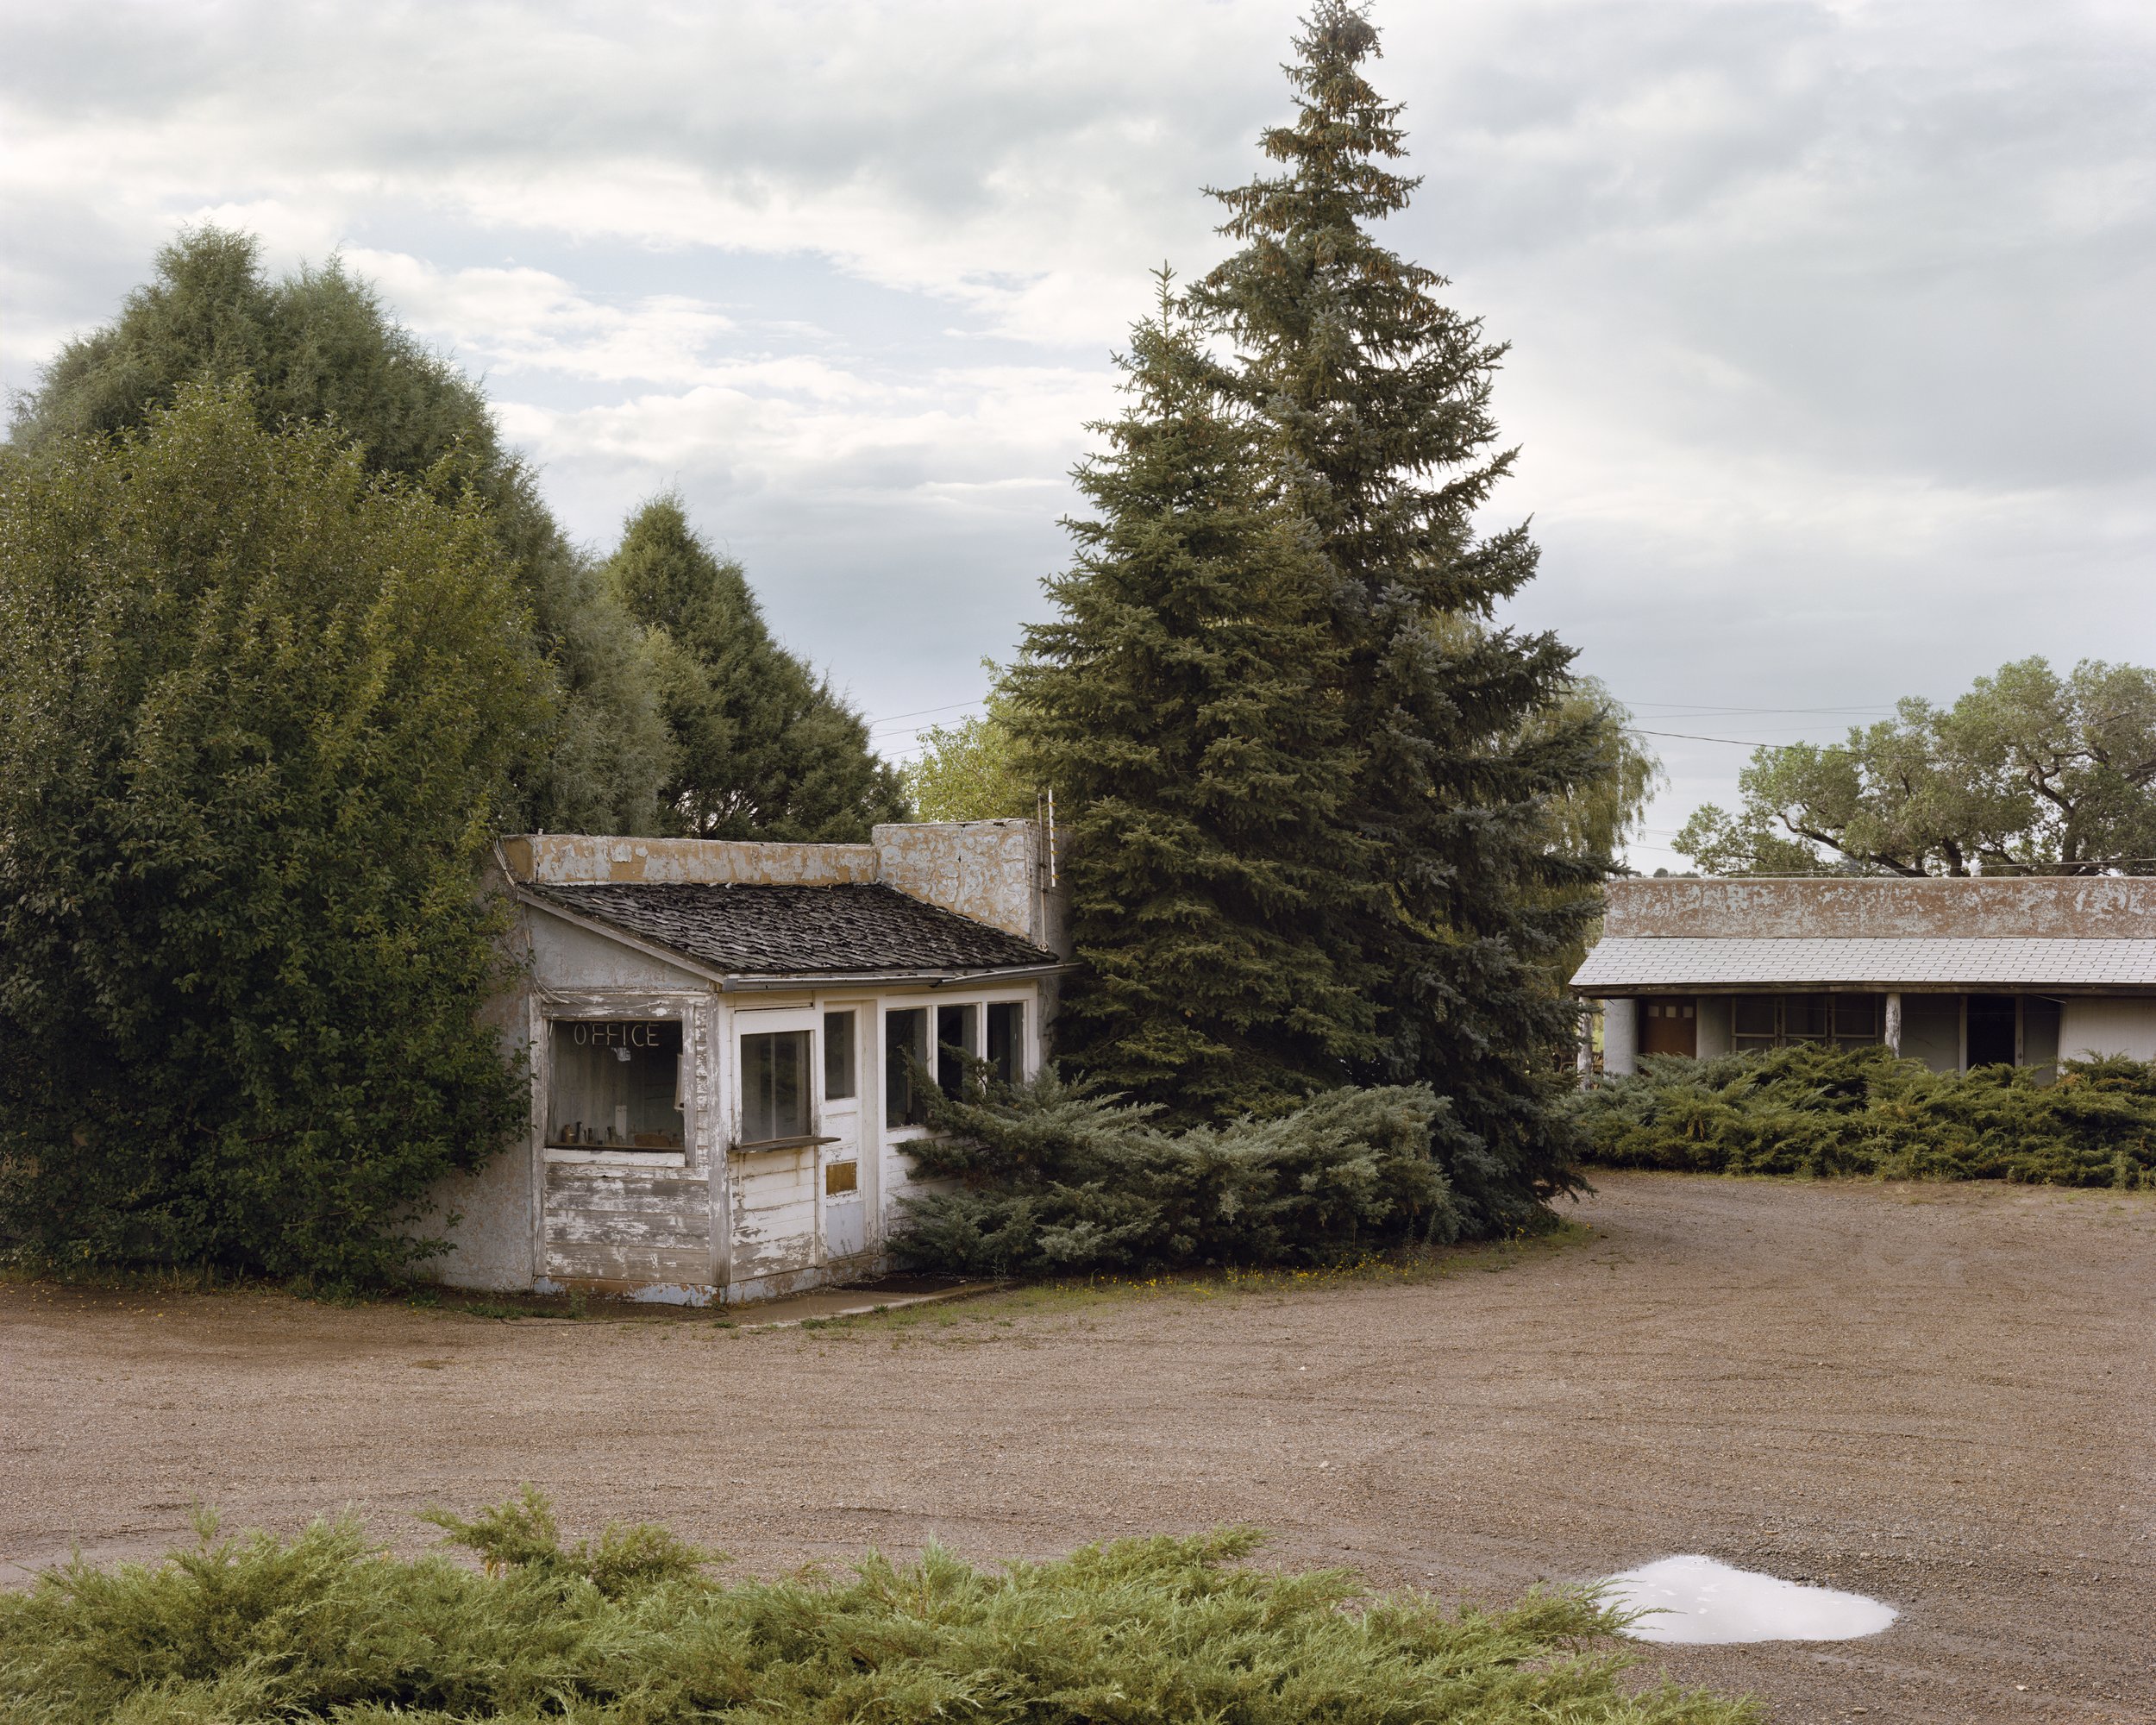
left=9, top=227, right=672, bottom=834
left=1676, top=657, right=2156, bottom=876
left=602, top=496, right=907, bottom=841
left=0, top=386, right=539, bottom=1283
left=900, top=668, right=1037, bottom=823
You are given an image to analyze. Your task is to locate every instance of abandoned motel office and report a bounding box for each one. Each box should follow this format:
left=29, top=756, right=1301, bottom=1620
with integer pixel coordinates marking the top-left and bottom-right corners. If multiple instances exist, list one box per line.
left=426, top=819, right=1065, bottom=1306
left=1574, top=876, right=2156, bottom=1078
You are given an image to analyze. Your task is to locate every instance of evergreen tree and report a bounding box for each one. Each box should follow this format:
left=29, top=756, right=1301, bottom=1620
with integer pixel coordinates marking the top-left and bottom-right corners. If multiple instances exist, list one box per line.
left=1012, top=282, right=1375, bottom=1123
left=1191, top=3, right=1608, bottom=1225
left=9, top=228, right=672, bottom=834
left=602, top=497, right=908, bottom=841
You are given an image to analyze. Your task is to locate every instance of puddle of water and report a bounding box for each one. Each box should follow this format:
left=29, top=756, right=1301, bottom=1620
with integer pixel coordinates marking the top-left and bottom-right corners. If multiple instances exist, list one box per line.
left=1599, top=1554, right=1898, bottom=1645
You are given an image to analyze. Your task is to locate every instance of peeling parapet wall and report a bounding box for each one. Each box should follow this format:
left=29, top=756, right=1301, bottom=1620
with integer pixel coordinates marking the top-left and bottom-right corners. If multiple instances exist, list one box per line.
left=1608, top=877, right=2156, bottom=941
left=502, top=834, right=877, bottom=887
left=872, top=819, right=1056, bottom=948
left=499, top=821, right=1073, bottom=960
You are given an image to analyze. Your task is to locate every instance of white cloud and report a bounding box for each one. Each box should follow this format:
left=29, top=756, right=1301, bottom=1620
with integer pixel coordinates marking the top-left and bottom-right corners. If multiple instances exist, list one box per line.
left=3, top=0, right=2153, bottom=855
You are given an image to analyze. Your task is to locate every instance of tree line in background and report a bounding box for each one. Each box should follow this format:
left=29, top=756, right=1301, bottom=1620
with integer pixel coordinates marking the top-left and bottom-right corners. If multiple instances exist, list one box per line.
left=1675, top=657, right=2156, bottom=877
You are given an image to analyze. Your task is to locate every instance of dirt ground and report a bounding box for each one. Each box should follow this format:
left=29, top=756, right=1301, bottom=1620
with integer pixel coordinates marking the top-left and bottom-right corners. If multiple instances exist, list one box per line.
left=4, top=1172, right=2153, bottom=1724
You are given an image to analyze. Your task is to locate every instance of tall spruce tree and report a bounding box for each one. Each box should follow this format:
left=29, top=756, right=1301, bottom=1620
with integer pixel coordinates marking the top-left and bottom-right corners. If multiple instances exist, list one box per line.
left=9, top=229, right=673, bottom=835
left=1012, top=281, right=1375, bottom=1122
left=602, top=497, right=908, bottom=841
left=1191, top=3, right=1608, bottom=1225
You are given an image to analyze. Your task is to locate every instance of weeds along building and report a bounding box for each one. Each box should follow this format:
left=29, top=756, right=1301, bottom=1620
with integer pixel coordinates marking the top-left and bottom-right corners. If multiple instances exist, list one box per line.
left=429, top=819, right=1067, bottom=1305
left=1573, top=876, right=2156, bottom=1078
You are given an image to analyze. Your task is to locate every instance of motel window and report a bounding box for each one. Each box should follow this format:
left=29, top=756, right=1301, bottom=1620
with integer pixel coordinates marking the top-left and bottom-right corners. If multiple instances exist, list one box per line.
left=986, top=1001, right=1024, bottom=1087
left=885, top=1007, right=929, bottom=1128
left=741, top=1030, right=812, bottom=1145
left=548, top=1019, right=684, bottom=1151
left=937, top=1003, right=978, bottom=1100
left=1729, top=994, right=1886, bottom=1053
left=824, top=1010, right=857, bottom=1101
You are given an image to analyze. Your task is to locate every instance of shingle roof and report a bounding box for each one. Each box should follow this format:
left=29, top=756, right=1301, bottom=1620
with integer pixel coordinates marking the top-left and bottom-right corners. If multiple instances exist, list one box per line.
left=1572, top=937, right=2156, bottom=993
left=522, top=881, right=1059, bottom=979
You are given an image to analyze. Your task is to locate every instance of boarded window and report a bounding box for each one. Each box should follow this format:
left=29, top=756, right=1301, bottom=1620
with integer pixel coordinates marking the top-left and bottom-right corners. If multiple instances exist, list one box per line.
left=885, top=1007, right=928, bottom=1127
left=825, top=1160, right=859, bottom=1195
left=548, top=1019, right=684, bottom=1150
left=824, top=1010, right=856, bottom=1101
left=986, top=1001, right=1024, bottom=1086
left=741, top=1031, right=811, bottom=1144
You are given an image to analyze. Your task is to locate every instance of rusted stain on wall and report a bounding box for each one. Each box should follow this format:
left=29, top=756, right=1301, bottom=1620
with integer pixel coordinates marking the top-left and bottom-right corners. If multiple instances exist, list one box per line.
left=1607, top=877, right=2156, bottom=941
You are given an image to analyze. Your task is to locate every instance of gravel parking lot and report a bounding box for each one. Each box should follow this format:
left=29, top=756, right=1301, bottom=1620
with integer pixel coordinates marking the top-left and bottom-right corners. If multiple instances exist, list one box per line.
left=5, top=1171, right=2152, bottom=1723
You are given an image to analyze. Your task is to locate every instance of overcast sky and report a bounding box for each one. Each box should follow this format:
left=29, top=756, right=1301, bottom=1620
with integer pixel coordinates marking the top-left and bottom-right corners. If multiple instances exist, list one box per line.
left=5, top=0, right=2152, bottom=868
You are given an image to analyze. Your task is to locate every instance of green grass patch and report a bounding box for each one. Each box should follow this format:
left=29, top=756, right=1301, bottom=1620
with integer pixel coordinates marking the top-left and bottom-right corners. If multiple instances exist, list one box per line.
left=1572, top=1045, right=2156, bottom=1185
left=0, top=1492, right=1752, bottom=1723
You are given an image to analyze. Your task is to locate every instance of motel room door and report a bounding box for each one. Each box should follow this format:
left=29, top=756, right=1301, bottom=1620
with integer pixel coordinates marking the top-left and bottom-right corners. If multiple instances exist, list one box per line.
left=1640, top=998, right=1697, bottom=1057
left=818, top=1006, right=868, bottom=1261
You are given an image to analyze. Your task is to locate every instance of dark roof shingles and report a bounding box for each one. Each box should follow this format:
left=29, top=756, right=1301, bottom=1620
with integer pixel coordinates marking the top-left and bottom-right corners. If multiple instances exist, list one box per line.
left=523, top=881, right=1056, bottom=977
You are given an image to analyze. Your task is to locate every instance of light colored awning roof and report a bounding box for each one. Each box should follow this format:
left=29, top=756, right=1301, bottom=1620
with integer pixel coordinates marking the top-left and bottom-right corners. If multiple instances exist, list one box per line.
left=1570, top=938, right=2156, bottom=994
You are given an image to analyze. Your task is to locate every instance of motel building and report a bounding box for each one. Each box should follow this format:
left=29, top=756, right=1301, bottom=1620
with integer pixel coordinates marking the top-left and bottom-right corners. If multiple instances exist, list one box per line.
left=1573, top=875, right=2156, bottom=1078
left=428, top=819, right=1066, bottom=1306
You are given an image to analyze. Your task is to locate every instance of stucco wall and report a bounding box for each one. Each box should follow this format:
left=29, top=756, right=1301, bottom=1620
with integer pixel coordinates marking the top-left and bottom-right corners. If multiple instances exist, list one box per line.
left=1606, top=877, right=2156, bottom=941
left=2059, top=997, right=2156, bottom=1063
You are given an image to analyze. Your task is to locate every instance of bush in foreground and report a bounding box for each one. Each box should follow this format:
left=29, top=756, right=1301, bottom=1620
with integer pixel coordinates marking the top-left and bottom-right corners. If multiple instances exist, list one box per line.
left=0, top=1494, right=1753, bottom=1723
left=1570, top=1044, right=2156, bottom=1186
left=891, top=1071, right=1472, bottom=1276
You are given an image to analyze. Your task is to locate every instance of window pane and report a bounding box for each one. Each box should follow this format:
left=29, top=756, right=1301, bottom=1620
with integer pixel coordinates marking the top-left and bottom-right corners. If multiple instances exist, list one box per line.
left=548, top=1020, right=684, bottom=1150
left=986, top=1002, right=1023, bottom=1086
left=1783, top=994, right=1828, bottom=1041
left=1833, top=994, right=1881, bottom=1042
left=742, top=1031, right=810, bottom=1143
left=1733, top=996, right=1777, bottom=1038
left=824, top=1011, right=856, bottom=1101
left=937, top=1003, right=977, bottom=1100
left=885, top=1008, right=928, bottom=1127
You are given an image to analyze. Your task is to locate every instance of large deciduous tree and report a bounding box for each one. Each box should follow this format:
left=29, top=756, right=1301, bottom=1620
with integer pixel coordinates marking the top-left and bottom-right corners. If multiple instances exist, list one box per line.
left=0, top=387, right=541, bottom=1283
left=1676, top=657, right=2156, bottom=876
left=1185, top=3, right=1610, bottom=1225
left=1012, top=281, right=1376, bottom=1122
left=601, top=497, right=907, bottom=841
left=9, top=228, right=672, bottom=835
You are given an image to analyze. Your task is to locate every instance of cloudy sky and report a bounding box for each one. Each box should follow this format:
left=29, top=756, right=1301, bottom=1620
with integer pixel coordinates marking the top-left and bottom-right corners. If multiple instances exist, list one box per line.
left=5, top=0, right=2152, bottom=867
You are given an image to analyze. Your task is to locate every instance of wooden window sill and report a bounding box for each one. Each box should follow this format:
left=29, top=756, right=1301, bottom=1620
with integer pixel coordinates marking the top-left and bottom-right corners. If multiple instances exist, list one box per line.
left=730, top=1133, right=842, bottom=1156
left=543, top=1147, right=688, bottom=1169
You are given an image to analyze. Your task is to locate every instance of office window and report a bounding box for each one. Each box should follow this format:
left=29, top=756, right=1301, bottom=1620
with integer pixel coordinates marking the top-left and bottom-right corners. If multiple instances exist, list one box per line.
left=986, top=1001, right=1024, bottom=1086
left=548, top=1020, right=684, bottom=1150
left=824, top=1010, right=856, bottom=1101
left=741, top=1031, right=811, bottom=1144
left=885, top=1007, right=929, bottom=1127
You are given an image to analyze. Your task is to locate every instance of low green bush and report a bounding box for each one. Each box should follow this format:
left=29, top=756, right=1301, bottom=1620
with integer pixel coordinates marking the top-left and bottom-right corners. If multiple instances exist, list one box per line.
left=1570, top=1044, right=2156, bottom=1186
left=889, top=1070, right=1470, bottom=1276
left=0, top=1495, right=1752, bottom=1724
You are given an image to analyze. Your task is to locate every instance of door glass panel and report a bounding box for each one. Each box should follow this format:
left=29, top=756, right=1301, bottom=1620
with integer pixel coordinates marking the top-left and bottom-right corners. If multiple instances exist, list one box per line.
left=741, top=1030, right=811, bottom=1143
left=824, top=1010, right=856, bottom=1101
